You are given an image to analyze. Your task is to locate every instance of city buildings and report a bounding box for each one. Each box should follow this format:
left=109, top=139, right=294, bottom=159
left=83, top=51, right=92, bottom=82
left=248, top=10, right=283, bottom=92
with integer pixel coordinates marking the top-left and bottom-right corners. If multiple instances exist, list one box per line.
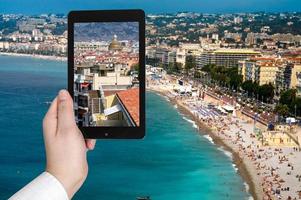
left=1, top=12, right=301, bottom=100
left=239, top=57, right=301, bottom=96
left=239, top=57, right=281, bottom=85
left=197, top=49, right=260, bottom=68
left=73, top=22, right=139, bottom=127
left=276, top=63, right=301, bottom=95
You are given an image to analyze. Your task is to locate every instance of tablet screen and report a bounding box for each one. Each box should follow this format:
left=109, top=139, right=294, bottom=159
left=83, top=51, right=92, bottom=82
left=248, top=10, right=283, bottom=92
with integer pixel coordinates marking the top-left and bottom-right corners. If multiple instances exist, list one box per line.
left=73, top=22, right=140, bottom=127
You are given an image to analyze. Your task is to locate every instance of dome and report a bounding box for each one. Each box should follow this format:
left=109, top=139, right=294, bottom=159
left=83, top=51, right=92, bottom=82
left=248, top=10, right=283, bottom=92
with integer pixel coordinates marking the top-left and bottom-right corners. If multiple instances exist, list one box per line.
left=108, top=35, right=122, bottom=51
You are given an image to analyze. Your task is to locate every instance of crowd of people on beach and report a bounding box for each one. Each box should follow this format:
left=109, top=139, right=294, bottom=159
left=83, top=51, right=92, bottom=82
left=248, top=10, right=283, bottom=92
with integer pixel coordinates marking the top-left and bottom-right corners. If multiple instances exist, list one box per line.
left=147, top=74, right=301, bottom=200
left=184, top=97, right=301, bottom=200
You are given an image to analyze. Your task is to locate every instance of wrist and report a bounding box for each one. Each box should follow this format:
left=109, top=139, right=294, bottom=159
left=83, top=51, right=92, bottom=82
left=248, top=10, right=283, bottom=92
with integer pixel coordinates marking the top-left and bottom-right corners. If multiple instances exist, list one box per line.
left=46, top=168, right=87, bottom=199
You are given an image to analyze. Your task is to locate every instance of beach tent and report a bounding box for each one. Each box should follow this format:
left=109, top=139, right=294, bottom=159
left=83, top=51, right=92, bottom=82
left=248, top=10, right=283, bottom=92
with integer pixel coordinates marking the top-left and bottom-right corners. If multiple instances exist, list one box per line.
left=217, top=106, right=228, bottom=115
left=185, top=85, right=192, bottom=93
left=232, top=109, right=237, bottom=117
left=286, top=117, right=296, bottom=124
left=191, top=88, right=198, bottom=97
left=222, top=105, right=234, bottom=113
left=178, top=86, right=186, bottom=94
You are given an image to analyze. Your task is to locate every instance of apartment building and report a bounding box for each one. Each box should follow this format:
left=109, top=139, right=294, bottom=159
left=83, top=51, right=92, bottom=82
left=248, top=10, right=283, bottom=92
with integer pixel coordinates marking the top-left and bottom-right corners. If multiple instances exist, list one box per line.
left=197, top=49, right=260, bottom=68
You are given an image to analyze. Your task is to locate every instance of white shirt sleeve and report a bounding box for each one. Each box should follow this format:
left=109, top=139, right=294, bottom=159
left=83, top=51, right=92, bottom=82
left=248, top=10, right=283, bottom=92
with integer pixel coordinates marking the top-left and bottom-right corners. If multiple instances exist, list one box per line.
left=9, top=172, right=69, bottom=200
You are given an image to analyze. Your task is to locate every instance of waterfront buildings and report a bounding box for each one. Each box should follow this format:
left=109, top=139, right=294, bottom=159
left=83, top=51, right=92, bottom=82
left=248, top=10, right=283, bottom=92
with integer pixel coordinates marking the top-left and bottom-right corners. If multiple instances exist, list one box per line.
left=239, top=57, right=281, bottom=85
left=238, top=57, right=301, bottom=97
left=256, top=60, right=279, bottom=86
left=276, top=63, right=301, bottom=95
left=197, top=49, right=260, bottom=68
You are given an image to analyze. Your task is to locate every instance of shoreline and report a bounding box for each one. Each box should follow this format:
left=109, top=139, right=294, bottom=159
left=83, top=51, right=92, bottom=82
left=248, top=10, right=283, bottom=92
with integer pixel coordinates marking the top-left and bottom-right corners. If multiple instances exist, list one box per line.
left=148, top=88, right=261, bottom=200
left=0, top=52, right=67, bottom=61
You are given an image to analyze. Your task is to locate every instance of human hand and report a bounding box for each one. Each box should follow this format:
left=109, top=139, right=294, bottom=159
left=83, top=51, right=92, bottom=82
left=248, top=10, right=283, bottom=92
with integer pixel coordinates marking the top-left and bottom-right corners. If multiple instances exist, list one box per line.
left=42, top=90, right=96, bottom=199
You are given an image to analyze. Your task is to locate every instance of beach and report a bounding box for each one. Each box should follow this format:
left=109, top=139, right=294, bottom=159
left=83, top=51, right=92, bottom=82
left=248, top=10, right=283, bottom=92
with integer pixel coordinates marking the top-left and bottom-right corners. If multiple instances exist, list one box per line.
left=148, top=74, right=301, bottom=200
left=0, top=52, right=67, bottom=61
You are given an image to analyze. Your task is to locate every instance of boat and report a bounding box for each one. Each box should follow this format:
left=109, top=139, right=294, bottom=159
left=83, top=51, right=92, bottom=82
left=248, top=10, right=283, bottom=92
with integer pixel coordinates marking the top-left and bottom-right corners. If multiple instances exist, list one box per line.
left=136, top=196, right=151, bottom=200
left=44, top=101, right=52, bottom=105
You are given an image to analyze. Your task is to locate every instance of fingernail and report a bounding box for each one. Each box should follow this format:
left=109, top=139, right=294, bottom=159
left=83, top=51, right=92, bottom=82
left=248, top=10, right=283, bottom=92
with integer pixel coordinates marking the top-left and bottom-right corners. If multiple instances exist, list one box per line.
left=58, top=90, right=68, bottom=101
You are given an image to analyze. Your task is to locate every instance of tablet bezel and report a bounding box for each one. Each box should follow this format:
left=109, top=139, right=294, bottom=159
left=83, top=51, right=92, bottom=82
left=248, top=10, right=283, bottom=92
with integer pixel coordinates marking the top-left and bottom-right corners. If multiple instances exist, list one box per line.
left=68, top=10, right=145, bottom=139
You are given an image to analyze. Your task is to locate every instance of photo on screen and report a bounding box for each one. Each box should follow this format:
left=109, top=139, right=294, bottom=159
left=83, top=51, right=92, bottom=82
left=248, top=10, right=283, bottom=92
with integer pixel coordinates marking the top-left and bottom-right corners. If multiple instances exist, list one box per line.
left=73, top=22, right=139, bottom=127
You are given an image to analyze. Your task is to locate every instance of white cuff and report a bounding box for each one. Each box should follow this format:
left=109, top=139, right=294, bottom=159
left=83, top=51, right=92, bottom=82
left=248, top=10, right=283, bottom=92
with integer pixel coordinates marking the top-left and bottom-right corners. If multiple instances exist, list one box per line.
left=9, top=172, right=69, bottom=200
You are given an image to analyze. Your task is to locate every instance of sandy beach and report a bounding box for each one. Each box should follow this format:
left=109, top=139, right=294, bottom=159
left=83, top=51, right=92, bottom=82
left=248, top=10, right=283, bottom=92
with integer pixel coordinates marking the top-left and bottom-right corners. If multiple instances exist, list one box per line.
left=147, top=74, right=301, bottom=200
left=0, top=52, right=67, bottom=61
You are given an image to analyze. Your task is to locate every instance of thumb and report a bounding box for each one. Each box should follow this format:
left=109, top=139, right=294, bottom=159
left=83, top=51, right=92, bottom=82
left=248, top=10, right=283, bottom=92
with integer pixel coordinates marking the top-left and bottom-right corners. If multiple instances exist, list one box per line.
left=57, top=90, right=76, bottom=132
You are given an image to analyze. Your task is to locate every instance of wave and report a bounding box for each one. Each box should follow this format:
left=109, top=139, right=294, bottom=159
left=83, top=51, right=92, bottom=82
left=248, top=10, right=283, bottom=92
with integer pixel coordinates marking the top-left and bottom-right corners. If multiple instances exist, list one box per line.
left=246, top=195, right=254, bottom=200
left=164, top=96, right=170, bottom=102
left=243, top=182, right=253, bottom=199
left=232, top=163, right=238, bottom=172
left=244, top=181, right=250, bottom=192
left=217, top=147, right=233, bottom=159
left=155, top=92, right=170, bottom=102
left=182, top=116, right=198, bottom=129
left=173, top=104, right=178, bottom=109
left=203, top=134, right=214, bottom=144
left=156, top=93, right=163, bottom=97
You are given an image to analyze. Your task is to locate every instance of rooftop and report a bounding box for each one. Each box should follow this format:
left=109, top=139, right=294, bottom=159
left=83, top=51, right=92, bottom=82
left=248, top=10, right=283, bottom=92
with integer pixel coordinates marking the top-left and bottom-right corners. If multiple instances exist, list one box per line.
left=213, top=49, right=260, bottom=54
left=249, top=57, right=276, bottom=61
left=116, top=88, right=140, bottom=126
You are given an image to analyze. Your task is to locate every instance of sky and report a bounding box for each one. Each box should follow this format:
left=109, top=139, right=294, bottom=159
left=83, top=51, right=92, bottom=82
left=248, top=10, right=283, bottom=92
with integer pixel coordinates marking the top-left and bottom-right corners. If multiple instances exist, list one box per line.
left=0, top=0, right=301, bottom=14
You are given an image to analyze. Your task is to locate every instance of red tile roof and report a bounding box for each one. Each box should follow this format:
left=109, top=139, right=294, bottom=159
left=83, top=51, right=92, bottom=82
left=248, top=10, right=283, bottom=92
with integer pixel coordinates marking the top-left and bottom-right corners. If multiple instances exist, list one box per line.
left=104, top=90, right=120, bottom=97
left=117, top=88, right=140, bottom=126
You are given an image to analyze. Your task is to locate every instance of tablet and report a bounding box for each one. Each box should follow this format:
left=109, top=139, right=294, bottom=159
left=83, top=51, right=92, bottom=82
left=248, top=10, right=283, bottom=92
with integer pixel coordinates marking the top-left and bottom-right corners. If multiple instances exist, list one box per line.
left=68, top=10, right=145, bottom=139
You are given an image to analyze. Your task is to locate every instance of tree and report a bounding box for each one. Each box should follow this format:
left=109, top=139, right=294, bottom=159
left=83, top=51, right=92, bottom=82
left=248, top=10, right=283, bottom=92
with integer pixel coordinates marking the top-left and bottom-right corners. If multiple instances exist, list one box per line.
left=167, top=62, right=183, bottom=74
left=184, top=55, right=196, bottom=75
left=227, top=67, right=243, bottom=90
left=201, top=64, right=215, bottom=73
left=174, top=62, right=183, bottom=73
left=292, top=97, right=301, bottom=117
left=293, top=97, right=301, bottom=116
left=258, top=83, right=274, bottom=102
left=277, top=89, right=301, bottom=117
left=166, top=62, right=174, bottom=74
left=241, top=80, right=257, bottom=96
left=131, top=63, right=139, bottom=72
left=279, top=89, right=297, bottom=106
left=274, top=104, right=290, bottom=117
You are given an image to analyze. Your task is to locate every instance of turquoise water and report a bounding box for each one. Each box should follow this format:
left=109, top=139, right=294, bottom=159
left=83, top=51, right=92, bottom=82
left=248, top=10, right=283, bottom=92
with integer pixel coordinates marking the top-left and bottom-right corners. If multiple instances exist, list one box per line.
left=0, top=55, right=250, bottom=200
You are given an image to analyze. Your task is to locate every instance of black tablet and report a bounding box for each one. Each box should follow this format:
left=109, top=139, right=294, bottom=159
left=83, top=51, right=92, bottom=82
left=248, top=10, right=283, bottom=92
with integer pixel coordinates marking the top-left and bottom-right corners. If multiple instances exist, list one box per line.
left=68, top=10, right=145, bottom=139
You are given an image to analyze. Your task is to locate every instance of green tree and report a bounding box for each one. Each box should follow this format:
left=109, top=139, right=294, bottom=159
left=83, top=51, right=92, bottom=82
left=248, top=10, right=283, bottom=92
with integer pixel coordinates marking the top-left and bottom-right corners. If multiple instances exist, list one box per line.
left=131, top=63, right=139, bottom=72
left=258, top=83, right=274, bottom=102
left=185, top=55, right=196, bottom=75
left=201, top=64, right=215, bottom=73
left=227, top=67, right=243, bottom=90
left=174, top=62, right=183, bottom=73
left=274, top=104, right=290, bottom=117
left=275, top=89, right=301, bottom=117
left=291, top=97, right=301, bottom=117
left=167, top=62, right=183, bottom=74
left=279, top=89, right=297, bottom=106
left=241, top=80, right=257, bottom=96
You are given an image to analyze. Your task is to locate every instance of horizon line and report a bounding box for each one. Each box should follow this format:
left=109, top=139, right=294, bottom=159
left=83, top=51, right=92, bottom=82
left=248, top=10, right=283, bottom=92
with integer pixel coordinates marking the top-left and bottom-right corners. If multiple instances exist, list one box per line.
left=2, top=10, right=301, bottom=16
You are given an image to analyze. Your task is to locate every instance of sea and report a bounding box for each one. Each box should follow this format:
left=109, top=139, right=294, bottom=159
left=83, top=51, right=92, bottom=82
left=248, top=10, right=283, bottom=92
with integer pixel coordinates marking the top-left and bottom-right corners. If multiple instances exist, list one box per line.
left=0, top=55, right=251, bottom=200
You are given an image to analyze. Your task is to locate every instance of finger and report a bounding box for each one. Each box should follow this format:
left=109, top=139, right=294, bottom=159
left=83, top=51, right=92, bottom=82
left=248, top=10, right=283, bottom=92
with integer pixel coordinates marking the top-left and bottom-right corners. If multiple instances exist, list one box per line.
left=43, top=97, right=58, bottom=138
left=57, top=90, right=76, bottom=132
left=85, top=139, right=96, bottom=150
